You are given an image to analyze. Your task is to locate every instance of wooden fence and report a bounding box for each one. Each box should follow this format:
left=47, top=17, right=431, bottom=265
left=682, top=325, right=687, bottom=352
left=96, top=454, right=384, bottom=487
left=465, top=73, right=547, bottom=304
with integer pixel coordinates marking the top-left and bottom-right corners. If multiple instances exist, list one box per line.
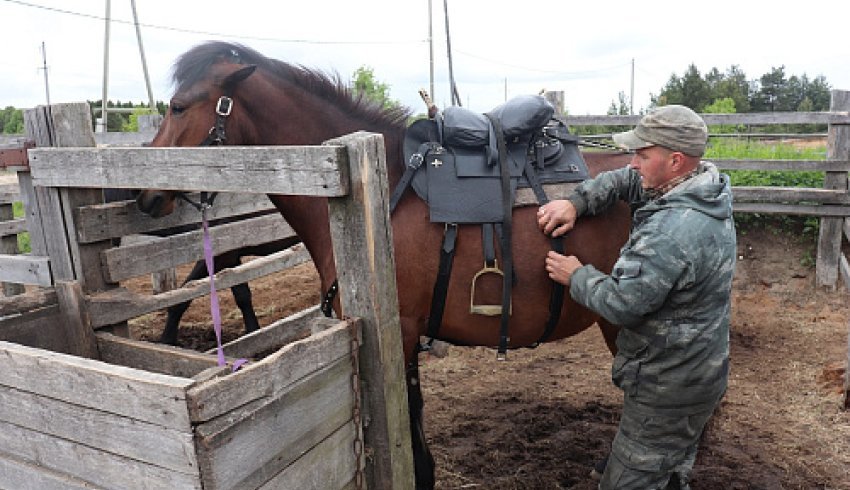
left=564, top=89, right=850, bottom=292
left=0, top=103, right=414, bottom=489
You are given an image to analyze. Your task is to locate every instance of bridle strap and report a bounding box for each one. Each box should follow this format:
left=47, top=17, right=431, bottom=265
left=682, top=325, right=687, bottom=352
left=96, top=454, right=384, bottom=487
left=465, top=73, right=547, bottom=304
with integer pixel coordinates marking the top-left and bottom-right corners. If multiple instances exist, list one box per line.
left=199, top=95, right=233, bottom=146
left=175, top=94, right=233, bottom=210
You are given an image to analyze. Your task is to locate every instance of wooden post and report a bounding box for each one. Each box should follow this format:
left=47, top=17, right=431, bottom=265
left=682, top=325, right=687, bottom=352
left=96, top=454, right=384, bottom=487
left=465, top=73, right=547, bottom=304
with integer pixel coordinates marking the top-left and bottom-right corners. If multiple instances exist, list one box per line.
left=23, top=102, right=127, bottom=340
left=326, top=132, right=414, bottom=489
left=54, top=280, right=99, bottom=359
left=845, top=323, right=850, bottom=410
left=543, top=90, right=565, bottom=115
left=817, top=90, right=850, bottom=288
left=23, top=103, right=97, bottom=282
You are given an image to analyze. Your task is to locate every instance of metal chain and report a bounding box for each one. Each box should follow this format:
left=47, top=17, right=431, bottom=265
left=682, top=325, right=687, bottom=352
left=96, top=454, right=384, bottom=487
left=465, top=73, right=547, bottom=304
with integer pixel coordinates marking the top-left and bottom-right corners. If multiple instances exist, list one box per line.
left=349, top=320, right=365, bottom=490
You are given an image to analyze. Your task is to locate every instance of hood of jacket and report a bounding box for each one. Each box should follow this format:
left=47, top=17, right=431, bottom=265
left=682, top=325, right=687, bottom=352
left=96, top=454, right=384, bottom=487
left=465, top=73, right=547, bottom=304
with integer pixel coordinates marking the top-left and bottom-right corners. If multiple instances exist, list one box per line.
left=640, top=161, right=733, bottom=221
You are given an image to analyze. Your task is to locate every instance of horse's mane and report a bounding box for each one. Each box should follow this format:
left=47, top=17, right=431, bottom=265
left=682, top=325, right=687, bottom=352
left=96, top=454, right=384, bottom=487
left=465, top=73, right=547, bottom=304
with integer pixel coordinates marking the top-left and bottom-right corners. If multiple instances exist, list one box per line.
left=171, top=41, right=411, bottom=130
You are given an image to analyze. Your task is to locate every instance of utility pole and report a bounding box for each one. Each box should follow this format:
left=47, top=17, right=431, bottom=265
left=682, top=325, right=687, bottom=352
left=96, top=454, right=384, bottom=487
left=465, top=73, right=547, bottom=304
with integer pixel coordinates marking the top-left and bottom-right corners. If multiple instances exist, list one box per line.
left=130, top=0, right=156, bottom=112
left=443, top=0, right=461, bottom=106
left=427, top=0, right=434, bottom=101
left=100, top=0, right=111, bottom=133
left=39, top=42, right=51, bottom=106
left=630, top=58, right=635, bottom=115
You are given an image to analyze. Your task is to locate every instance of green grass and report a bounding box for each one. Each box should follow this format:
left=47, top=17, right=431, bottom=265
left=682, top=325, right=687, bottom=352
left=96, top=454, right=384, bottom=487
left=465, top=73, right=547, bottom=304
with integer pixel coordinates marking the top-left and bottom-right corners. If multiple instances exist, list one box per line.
left=706, top=137, right=828, bottom=245
left=12, top=201, right=30, bottom=253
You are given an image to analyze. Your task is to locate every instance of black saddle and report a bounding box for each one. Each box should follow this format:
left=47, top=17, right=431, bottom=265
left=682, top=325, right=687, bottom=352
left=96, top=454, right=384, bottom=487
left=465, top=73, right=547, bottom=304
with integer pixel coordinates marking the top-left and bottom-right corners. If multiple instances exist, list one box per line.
left=401, top=94, right=588, bottom=224
left=394, top=94, right=586, bottom=358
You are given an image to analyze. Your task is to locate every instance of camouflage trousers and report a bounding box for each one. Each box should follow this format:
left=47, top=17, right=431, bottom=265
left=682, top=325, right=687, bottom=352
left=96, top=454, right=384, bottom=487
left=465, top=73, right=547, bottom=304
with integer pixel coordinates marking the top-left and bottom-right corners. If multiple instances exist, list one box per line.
left=598, top=398, right=717, bottom=490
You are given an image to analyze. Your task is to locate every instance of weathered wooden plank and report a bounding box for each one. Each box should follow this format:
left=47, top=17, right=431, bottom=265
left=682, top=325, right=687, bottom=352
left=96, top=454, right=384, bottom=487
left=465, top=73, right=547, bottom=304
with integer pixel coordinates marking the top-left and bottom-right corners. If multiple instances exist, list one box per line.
left=187, top=320, right=356, bottom=422
left=63, top=187, right=115, bottom=292
left=0, top=453, right=101, bottom=490
left=0, top=287, right=56, bottom=316
left=0, top=383, right=198, bottom=475
left=97, top=332, right=220, bottom=378
left=564, top=111, right=850, bottom=126
left=258, top=422, right=358, bottom=490
left=713, top=159, right=850, bottom=172
left=28, top=146, right=350, bottom=196
left=23, top=103, right=99, bottom=283
left=733, top=186, right=850, bottom=204
left=326, top=132, right=414, bottom=488
left=0, top=184, right=21, bottom=205
left=15, top=172, right=48, bottom=256
left=88, top=246, right=312, bottom=327
left=54, top=280, right=98, bottom=359
left=75, top=192, right=276, bottom=243
left=102, top=213, right=296, bottom=282
left=0, top=340, right=194, bottom=430
left=0, top=419, right=201, bottom=490
left=732, top=202, right=850, bottom=217
left=196, top=357, right=353, bottom=490
left=839, top=254, right=850, bottom=292
left=0, top=202, right=24, bottom=296
left=24, top=103, right=96, bottom=148
left=0, top=303, right=69, bottom=353
left=0, top=217, right=27, bottom=237
left=30, top=185, right=73, bottom=281
left=817, top=90, right=850, bottom=288
left=0, top=254, right=51, bottom=285
left=208, top=305, right=324, bottom=359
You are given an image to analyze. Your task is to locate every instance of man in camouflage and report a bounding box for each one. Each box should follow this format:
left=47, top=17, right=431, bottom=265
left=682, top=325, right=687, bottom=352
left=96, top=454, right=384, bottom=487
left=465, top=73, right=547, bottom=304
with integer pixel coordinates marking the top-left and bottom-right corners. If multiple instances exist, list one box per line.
left=537, top=105, right=735, bottom=489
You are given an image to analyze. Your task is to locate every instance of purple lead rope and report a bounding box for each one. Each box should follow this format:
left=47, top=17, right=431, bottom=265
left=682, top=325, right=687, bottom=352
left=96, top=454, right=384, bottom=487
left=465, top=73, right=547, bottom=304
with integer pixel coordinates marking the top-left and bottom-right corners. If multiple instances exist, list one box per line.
left=201, top=206, right=247, bottom=372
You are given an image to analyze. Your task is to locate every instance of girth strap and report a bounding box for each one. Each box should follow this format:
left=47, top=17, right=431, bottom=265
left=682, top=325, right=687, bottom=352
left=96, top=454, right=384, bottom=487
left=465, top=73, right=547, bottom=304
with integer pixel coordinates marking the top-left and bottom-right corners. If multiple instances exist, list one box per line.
left=424, top=223, right=458, bottom=345
left=482, top=224, right=496, bottom=265
left=484, top=113, right=514, bottom=360
left=523, top=160, right=566, bottom=346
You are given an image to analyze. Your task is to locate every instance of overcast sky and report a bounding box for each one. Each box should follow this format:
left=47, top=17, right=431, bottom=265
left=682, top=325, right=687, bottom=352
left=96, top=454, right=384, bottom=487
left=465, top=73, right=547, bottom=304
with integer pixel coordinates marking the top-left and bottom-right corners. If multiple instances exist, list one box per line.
left=2, top=0, right=849, bottom=116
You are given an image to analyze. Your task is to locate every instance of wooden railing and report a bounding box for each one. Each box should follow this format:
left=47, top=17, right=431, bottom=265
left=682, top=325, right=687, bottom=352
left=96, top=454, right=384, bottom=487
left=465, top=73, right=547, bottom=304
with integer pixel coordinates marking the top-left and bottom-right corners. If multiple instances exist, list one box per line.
left=564, top=89, right=850, bottom=291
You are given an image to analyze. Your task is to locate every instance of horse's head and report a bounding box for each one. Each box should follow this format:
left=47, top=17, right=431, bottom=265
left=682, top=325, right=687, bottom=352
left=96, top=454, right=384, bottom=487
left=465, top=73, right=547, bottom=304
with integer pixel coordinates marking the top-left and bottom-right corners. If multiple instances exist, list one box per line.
left=138, top=44, right=260, bottom=217
left=137, top=41, right=410, bottom=218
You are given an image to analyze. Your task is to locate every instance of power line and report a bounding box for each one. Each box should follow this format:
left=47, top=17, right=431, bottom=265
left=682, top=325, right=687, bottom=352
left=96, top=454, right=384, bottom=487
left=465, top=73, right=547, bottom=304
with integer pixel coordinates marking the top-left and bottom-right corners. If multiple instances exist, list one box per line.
left=455, top=48, right=632, bottom=79
left=2, top=0, right=427, bottom=46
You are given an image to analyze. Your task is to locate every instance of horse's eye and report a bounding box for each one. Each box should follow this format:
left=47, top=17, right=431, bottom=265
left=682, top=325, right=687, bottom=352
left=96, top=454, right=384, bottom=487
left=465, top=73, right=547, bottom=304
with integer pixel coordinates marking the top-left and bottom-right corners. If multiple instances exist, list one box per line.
left=170, top=103, right=186, bottom=115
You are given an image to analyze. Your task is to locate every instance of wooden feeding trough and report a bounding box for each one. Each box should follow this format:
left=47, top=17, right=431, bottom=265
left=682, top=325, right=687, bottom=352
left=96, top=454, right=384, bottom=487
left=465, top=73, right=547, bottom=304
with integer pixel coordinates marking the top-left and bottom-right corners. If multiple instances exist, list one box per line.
left=0, top=309, right=362, bottom=490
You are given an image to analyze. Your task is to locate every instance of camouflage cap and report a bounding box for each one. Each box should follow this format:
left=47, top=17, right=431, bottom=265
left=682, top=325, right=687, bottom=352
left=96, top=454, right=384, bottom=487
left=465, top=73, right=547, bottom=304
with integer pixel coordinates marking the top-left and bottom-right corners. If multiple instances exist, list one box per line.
left=613, top=105, right=708, bottom=156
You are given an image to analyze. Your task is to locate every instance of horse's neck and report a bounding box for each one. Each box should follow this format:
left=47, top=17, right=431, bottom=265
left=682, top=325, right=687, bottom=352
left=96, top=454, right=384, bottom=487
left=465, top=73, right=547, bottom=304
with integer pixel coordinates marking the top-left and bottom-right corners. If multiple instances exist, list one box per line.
left=261, top=108, right=404, bottom=297
left=249, top=92, right=405, bottom=185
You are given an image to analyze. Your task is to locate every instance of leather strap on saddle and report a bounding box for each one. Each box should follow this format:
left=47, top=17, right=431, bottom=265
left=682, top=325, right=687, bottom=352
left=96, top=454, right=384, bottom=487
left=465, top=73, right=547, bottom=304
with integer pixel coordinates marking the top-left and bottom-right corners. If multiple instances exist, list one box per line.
left=484, top=112, right=514, bottom=360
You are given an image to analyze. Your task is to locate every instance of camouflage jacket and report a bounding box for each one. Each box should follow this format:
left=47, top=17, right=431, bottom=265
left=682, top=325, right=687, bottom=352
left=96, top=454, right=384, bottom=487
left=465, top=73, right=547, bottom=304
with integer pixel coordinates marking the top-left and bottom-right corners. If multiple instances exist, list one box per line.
left=567, top=162, right=735, bottom=411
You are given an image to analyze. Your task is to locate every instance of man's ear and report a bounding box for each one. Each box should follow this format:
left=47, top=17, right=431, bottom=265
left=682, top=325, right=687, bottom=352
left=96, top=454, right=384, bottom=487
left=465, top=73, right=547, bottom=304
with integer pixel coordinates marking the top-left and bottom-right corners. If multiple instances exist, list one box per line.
left=669, top=151, right=686, bottom=171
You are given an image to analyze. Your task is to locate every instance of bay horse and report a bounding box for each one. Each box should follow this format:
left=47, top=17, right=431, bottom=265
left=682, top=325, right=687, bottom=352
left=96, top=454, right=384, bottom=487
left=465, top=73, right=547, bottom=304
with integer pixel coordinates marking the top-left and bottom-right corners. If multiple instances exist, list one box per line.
left=137, top=41, right=631, bottom=488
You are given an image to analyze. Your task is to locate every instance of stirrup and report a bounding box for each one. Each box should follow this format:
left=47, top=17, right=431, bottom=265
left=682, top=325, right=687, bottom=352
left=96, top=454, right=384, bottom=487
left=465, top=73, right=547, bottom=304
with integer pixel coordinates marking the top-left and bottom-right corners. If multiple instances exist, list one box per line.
left=470, top=260, right=512, bottom=316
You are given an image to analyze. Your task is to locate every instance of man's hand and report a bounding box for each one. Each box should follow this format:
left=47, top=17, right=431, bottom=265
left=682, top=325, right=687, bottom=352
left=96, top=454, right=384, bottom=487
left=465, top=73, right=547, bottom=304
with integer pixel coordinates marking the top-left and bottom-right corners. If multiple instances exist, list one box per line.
left=537, top=200, right=577, bottom=237
left=545, top=251, right=583, bottom=286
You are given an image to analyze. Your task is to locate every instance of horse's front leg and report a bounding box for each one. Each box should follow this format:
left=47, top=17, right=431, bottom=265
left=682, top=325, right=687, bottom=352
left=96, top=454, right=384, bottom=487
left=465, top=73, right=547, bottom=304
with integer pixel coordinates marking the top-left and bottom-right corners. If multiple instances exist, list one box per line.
left=406, top=355, right=435, bottom=490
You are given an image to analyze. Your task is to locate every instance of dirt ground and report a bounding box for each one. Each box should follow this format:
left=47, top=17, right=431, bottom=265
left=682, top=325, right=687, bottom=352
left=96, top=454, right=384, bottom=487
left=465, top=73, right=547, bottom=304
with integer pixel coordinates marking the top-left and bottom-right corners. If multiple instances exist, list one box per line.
left=127, top=222, right=850, bottom=490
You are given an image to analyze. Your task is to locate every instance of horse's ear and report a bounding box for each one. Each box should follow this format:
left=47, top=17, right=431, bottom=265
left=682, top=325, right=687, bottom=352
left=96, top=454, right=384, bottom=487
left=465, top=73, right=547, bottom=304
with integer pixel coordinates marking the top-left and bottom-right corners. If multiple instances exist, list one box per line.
left=222, top=65, right=257, bottom=91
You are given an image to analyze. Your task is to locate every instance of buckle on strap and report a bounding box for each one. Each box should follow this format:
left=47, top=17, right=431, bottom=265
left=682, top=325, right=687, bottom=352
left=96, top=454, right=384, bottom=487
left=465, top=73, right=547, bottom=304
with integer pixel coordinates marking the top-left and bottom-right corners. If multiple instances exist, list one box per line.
left=216, top=96, right=233, bottom=116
